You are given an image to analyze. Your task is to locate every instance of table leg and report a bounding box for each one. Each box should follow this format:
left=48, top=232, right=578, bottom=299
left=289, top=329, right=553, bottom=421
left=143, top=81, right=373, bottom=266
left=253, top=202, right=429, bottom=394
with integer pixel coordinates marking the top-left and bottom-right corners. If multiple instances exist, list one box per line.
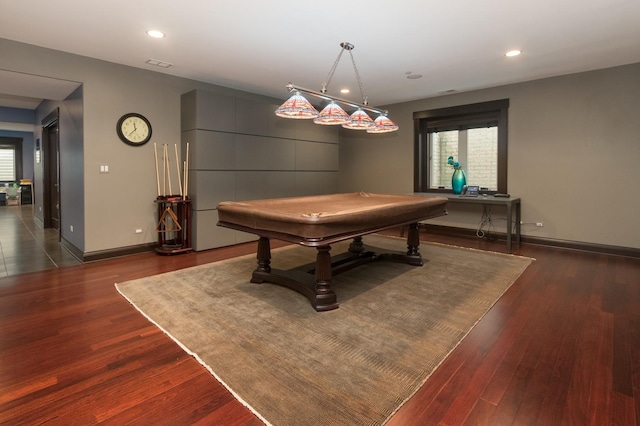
left=251, top=237, right=271, bottom=282
left=384, top=223, right=424, bottom=266
left=250, top=238, right=338, bottom=311
left=313, top=245, right=338, bottom=311
left=407, top=223, right=420, bottom=255
left=348, top=236, right=365, bottom=254
left=405, top=223, right=423, bottom=265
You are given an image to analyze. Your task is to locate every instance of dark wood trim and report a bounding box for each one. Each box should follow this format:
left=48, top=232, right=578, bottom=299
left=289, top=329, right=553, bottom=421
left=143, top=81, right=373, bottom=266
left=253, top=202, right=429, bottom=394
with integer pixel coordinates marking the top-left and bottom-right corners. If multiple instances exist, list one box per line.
left=520, top=235, right=640, bottom=259
left=497, top=104, right=508, bottom=193
left=413, top=99, right=509, bottom=194
left=412, top=99, right=510, bottom=120
left=60, top=237, right=157, bottom=263
left=79, top=224, right=640, bottom=263
left=59, top=237, right=83, bottom=262
left=82, top=242, right=157, bottom=262
left=41, top=108, right=59, bottom=127
left=413, top=118, right=422, bottom=191
left=419, top=223, right=640, bottom=259
left=41, top=107, right=60, bottom=231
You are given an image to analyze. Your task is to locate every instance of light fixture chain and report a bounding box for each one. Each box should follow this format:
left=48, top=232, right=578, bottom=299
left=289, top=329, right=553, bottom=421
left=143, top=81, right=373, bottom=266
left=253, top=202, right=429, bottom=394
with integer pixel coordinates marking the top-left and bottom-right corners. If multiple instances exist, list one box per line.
left=321, top=48, right=346, bottom=94
left=348, top=50, right=368, bottom=106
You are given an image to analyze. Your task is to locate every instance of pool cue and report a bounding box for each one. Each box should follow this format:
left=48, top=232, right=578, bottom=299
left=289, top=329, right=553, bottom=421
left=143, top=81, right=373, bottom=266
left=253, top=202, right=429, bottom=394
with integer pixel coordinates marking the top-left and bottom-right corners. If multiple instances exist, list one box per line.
left=174, top=144, right=182, bottom=197
left=164, top=144, right=173, bottom=196
left=153, top=143, right=161, bottom=197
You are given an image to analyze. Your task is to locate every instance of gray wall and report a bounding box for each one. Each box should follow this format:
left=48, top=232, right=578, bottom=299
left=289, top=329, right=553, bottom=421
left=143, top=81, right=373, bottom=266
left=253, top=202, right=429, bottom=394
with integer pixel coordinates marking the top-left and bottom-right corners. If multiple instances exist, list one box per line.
left=181, top=90, right=339, bottom=250
left=1, top=38, right=195, bottom=254
left=2, top=36, right=638, bottom=254
left=34, top=86, right=85, bottom=250
left=1, top=38, right=339, bottom=256
left=340, top=63, right=640, bottom=249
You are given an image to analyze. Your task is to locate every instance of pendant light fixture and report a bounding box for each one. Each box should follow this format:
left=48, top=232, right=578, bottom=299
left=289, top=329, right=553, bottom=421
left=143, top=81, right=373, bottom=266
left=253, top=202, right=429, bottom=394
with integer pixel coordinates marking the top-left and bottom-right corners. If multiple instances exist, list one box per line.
left=274, top=91, right=319, bottom=119
left=343, top=108, right=375, bottom=130
left=367, top=114, right=399, bottom=133
left=314, top=101, right=350, bottom=125
left=275, top=42, right=398, bottom=133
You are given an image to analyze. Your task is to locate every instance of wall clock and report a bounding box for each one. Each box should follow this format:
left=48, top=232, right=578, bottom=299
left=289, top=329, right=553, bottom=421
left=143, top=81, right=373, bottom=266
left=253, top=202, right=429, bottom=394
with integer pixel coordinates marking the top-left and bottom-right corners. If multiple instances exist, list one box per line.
left=116, top=113, right=152, bottom=146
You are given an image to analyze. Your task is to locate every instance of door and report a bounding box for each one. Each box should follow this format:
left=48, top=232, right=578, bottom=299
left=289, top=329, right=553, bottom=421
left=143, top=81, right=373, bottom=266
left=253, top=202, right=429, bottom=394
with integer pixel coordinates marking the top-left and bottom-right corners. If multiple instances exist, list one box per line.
left=42, top=110, right=60, bottom=232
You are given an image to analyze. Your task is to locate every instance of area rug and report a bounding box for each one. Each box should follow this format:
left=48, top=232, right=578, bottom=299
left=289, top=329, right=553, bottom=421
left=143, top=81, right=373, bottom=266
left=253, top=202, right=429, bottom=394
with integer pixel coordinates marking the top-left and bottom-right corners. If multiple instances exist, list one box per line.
left=116, top=235, right=533, bottom=425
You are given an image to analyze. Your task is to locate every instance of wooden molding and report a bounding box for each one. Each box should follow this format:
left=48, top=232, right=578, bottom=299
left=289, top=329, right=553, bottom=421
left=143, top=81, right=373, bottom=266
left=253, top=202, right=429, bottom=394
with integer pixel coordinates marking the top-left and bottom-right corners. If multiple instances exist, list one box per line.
left=419, top=224, right=640, bottom=259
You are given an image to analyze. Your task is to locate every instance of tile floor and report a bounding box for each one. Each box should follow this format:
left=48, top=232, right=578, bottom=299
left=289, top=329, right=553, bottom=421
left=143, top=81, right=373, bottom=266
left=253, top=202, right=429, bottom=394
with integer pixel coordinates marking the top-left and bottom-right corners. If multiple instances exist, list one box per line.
left=0, top=204, right=81, bottom=277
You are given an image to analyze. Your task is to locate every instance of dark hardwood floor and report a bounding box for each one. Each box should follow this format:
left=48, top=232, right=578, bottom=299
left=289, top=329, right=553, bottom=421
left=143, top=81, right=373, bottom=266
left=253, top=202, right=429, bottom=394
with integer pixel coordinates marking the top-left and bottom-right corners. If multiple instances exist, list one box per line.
left=1, top=218, right=639, bottom=425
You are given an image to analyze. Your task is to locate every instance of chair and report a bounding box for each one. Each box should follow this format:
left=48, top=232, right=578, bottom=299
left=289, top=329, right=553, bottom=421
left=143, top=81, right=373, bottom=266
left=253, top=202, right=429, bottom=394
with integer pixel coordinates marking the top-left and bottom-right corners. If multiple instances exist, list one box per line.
left=5, top=186, right=20, bottom=205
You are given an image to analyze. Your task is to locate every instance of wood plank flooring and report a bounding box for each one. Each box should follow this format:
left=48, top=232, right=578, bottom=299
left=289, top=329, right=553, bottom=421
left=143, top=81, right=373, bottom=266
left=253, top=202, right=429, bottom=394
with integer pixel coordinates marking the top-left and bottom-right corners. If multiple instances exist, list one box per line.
left=1, top=220, right=639, bottom=425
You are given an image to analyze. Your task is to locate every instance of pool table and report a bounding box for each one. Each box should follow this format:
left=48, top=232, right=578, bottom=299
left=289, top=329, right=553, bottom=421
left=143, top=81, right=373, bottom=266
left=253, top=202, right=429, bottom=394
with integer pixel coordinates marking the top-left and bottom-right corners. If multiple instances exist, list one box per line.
left=217, top=192, right=448, bottom=311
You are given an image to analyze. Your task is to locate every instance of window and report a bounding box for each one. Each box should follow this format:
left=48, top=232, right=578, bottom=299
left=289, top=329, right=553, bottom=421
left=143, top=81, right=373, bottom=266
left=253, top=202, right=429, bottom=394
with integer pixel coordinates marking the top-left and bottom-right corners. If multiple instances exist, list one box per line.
left=0, top=138, right=23, bottom=183
left=413, top=99, right=509, bottom=194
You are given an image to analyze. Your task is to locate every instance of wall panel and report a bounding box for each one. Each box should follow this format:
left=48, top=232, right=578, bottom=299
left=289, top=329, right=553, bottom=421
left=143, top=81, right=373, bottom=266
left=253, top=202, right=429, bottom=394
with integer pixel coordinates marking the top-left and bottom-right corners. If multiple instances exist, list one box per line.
left=182, top=90, right=339, bottom=250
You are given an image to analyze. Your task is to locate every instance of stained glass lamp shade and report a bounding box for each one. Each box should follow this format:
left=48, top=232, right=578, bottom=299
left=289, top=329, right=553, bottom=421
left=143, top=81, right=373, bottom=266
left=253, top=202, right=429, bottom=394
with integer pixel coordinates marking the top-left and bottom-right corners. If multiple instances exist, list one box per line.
left=275, top=92, right=319, bottom=119
left=342, top=108, right=375, bottom=130
left=366, top=114, right=399, bottom=133
left=313, top=101, right=350, bottom=125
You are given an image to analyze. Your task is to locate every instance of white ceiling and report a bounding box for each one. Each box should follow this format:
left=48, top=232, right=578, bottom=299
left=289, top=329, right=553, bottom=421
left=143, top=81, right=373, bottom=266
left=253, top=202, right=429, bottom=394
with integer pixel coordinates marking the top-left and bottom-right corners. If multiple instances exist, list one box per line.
left=0, top=70, right=81, bottom=109
left=1, top=0, right=639, bottom=110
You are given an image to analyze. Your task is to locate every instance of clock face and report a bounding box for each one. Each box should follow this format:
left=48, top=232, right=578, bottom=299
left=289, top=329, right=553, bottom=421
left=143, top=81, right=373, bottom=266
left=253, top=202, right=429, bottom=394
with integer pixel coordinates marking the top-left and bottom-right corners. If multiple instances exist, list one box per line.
left=117, top=113, right=152, bottom=146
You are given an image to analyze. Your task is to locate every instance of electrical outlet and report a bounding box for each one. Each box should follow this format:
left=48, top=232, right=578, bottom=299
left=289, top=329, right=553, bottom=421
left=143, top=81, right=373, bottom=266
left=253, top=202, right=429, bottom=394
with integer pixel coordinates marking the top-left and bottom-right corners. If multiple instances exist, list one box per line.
left=536, top=222, right=543, bottom=227
left=135, top=228, right=143, bottom=234
left=70, top=225, right=74, bottom=232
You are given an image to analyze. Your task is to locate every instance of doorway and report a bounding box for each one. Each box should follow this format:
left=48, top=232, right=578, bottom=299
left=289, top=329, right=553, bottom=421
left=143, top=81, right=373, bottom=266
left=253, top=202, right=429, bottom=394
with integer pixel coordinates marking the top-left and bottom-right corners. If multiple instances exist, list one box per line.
left=42, top=108, right=60, bottom=233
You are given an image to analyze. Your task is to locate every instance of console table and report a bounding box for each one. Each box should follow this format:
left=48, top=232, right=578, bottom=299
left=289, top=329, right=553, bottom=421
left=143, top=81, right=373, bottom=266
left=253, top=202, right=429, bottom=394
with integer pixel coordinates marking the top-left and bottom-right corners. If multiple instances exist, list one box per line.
left=415, top=193, right=521, bottom=252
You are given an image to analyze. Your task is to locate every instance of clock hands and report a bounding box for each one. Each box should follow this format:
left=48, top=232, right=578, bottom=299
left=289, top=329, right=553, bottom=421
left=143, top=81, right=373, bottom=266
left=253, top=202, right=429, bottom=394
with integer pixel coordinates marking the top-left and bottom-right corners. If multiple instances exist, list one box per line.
left=128, top=122, right=138, bottom=135
left=126, top=121, right=141, bottom=138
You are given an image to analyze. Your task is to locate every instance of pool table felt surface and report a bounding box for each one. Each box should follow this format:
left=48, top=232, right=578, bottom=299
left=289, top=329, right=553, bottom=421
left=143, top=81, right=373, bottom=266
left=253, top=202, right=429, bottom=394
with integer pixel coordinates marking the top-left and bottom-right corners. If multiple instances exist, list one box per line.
left=217, top=192, right=448, bottom=245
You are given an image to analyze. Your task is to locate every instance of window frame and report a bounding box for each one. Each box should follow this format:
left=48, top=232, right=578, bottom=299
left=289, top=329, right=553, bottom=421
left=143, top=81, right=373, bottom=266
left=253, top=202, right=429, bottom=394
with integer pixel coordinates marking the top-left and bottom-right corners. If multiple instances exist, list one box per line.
left=413, top=99, right=509, bottom=194
left=0, top=137, right=23, bottom=184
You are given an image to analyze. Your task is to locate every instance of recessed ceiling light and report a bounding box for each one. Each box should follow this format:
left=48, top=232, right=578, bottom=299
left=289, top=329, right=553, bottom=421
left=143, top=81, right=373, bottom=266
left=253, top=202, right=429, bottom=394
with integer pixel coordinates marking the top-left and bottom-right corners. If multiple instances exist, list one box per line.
left=340, top=88, right=350, bottom=94
left=146, top=30, right=165, bottom=38
left=406, top=74, right=422, bottom=80
left=505, top=49, right=522, bottom=57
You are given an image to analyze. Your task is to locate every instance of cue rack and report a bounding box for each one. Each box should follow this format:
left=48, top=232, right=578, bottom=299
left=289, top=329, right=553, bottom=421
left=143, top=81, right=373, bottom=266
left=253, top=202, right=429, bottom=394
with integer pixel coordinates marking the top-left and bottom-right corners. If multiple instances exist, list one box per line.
left=153, top=142, right=192, bottom=254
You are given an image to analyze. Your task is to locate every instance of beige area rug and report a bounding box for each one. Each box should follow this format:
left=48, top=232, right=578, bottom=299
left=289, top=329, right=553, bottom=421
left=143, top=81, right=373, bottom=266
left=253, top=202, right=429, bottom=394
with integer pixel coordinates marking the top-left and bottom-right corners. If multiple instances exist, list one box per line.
left=116, top=235, right=533, bottom=425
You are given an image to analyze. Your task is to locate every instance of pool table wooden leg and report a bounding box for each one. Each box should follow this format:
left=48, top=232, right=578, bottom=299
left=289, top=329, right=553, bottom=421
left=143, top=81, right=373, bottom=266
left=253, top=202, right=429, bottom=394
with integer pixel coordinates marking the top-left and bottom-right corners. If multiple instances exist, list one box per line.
left=313, top=245, right=338, bottom=311
left=251, top=237, right=271, bottom=282
left=388, top=223, right=423, bottom=266
left=250, top=237, right=338, bottom=311
left=407, top=223, right=420, bottom=256
left=348, top=236, right=365, bottom=254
